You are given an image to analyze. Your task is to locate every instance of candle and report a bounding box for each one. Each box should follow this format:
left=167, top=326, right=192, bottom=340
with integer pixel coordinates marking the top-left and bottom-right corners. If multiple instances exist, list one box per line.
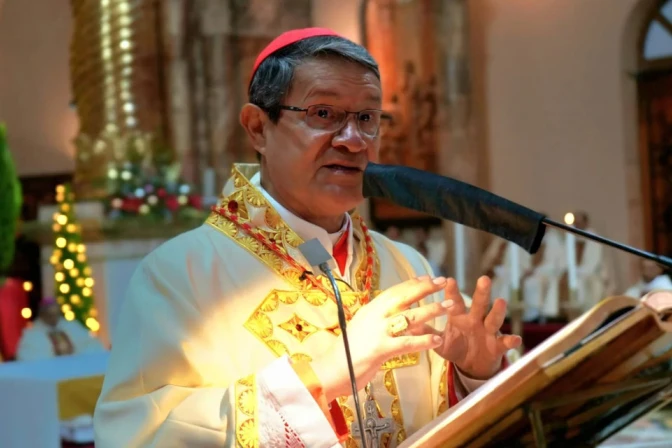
left=202, top=168, right=216, bottom=198
left=508, top=242, right=520, bottom=290
left=564, top=213, right=578, bottom=290
left=454, top=223, right=466, bottom=287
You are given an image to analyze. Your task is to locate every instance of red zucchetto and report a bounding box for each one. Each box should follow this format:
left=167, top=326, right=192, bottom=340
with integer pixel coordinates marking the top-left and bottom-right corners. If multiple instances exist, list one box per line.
left=250, top=27, right=342, bottom=81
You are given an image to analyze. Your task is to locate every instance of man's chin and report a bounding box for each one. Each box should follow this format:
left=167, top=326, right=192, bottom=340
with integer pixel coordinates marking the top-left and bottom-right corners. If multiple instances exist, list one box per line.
left=318, top=187, right=364, bottom=213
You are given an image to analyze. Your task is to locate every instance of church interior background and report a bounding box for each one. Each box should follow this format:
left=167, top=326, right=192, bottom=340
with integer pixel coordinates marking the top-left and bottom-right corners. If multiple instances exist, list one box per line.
left=0, top=0, right=672, bottom=446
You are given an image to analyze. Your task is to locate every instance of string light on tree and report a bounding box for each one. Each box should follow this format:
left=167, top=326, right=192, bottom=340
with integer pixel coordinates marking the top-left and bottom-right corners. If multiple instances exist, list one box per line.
left=50, top=184, right=100, bottom=332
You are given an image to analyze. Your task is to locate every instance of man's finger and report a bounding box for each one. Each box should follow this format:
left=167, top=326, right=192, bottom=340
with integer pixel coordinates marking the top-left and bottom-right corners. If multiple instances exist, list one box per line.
left=469, top=276, right=491, bottom=320
left=411, top=324, right=442, bottom=338
left=396, top=300, right=454, bottom=328
left=389, top=334, right=443, bottom=357
left=496, top=334, right=523, bottom=353
left=382, top=276, right=448, bottom=313
left=483, top=298, right=507, bottom=334
left=444, top=278, right=467, bottom=314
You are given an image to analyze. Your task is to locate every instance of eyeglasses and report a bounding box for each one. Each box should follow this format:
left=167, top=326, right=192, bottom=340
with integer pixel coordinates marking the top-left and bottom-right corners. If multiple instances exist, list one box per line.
left=278, top=104, right=388, bottom=138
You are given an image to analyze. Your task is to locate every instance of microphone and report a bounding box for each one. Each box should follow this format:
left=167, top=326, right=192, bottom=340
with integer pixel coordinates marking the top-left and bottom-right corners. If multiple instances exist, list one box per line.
left=363, top=162, right=672, bottom=268
left=363, top=162, right=545, bottom=254
left=298, top=239, right=369, bottom=448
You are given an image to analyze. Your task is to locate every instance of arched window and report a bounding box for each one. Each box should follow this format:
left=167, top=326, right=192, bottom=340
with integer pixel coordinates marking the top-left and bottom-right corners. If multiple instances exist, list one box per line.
left=642, top=0, right=672, bottom=64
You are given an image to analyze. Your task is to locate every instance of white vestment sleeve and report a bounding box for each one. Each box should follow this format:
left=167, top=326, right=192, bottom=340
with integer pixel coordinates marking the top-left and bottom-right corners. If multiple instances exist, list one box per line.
left=452, top=367, right=487, bottom=399
left=93, top=238, right=340, bottom=448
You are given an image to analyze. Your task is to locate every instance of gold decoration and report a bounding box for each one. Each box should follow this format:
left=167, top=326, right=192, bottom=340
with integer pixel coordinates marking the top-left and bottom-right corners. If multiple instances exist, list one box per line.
left=290, top=353, right=313, bottom=363
left=437, top=362, right=449, bottom=415
left=384, top=370, right=398, bottom=396
left=69, top=0, right=169, bottom=199
left=381, top=352, right=420, bottom=370
left=278, top=314, right=319, bottom=343
left=266, top=339, right=289, bottom=357
left=235, top=374, right=258, bottom=448
left=245, top=312, right=273, bottom=340
left=206, top=165, right=379, bottom=296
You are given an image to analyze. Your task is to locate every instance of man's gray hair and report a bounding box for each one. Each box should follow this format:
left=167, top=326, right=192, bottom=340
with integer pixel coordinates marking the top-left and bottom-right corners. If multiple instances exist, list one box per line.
left=249, top=35, right=380, bottom=122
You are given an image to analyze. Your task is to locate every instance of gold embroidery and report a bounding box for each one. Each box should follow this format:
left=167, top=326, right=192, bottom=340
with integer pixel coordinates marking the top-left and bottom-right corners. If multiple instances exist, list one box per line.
left=383, top=369, right=397, bottom=396
left=397, top=428, right=408, bottom=445
left=302, top=290, right=328, bottom=307
left=259, top=293, right=279, bottom=312
left=278, top=314, right=319, bottom=343
left=206, top=165, right=379, bottom=295
left=235, top=374, right=258, bottom=448
left=266, top=339, right=289, bottom=357
left=384, top=369, right=407, bottom=446
left=244, top=289, right=367, bottom=358
left=437, top=362, right=449, bottom=415
left=276, top=291, right=300, bottom=305
left=245, top=312, right=273, bottom=339
left=325, top=323, right=341, bottom=337
left=337, top=397, right=359, bottom=448
left=290, top=353, right=313, bottom=363
left=265, top=208, right=282, bottom=229
left=213, top=165, right=419, bottom=445
left=381, top=353, right=421, bottom=370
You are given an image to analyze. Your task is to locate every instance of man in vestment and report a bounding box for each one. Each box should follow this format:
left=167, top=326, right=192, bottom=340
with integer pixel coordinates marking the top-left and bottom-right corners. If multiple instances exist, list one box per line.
left=544, top=212, right=612, bottom=318
left=521, top=227, right=565, bottom=322
left=480, top=237, right=531, bottom=304
left=16, top=298, right=105, bottom=361
left=93, top=28, right=521, bottom=447
left=624, top=259, right=672, bottom=298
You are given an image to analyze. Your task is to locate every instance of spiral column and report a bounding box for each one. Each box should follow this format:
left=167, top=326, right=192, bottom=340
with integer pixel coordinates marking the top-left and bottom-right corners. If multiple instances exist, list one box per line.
left=69, top=0, right=168, bottom=199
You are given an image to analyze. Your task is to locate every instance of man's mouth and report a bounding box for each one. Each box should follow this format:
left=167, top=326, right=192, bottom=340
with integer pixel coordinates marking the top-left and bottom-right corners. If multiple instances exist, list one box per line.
left=324, top=164, right=362, bottom=173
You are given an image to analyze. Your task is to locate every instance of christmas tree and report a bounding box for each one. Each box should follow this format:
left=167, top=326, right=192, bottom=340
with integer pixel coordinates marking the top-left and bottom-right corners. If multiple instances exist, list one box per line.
left=0, top=123, right=22, bottom=284
left=50, top=184, right=100, bottom=332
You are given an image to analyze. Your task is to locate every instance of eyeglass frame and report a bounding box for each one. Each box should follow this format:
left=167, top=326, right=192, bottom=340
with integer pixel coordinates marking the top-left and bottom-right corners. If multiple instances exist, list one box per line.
left=277, top=104, right=392, bottom=137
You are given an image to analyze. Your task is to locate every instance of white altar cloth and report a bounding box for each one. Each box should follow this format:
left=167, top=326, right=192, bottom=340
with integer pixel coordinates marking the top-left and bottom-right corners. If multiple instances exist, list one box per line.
left=0, top=352, right=109, bottom=448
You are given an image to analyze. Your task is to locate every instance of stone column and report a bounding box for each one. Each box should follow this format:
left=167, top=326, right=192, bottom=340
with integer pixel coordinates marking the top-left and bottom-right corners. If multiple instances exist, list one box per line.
left=431, top=0, right=484, bottom=289
left=363, top=0, right=400, bottom=107
left=69, top=0, right=170, bottom=200
left=162, top=0, right=312, bottom=191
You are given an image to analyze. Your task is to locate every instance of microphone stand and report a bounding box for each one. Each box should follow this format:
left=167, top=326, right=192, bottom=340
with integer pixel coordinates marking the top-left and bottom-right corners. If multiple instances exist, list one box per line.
left=318, top=263, right=369, bottom=448
left=542, top=218, right=672, bottom=269
left=298, top=239, right=369, bottom=448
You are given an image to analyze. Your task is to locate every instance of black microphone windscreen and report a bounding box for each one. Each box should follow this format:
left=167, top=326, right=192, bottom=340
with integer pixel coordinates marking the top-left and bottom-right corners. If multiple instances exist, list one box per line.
left=362, top=163, right=545, bottom=254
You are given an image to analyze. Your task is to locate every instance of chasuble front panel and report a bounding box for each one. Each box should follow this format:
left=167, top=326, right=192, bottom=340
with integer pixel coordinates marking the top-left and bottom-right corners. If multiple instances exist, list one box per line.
left=201, top=165, right=450, bottom=447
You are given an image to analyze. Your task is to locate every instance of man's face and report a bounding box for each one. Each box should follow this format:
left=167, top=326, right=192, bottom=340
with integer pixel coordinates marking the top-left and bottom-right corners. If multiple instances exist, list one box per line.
left=642, top=259, right=663, bottom=283
left=40, top=303, right=61, bottom=327
left=258, top=57, right=381, bottom=224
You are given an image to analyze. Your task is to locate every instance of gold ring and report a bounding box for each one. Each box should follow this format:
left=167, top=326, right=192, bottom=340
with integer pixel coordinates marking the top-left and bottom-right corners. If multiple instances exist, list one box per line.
left=387, top=314, right=410, bottom=337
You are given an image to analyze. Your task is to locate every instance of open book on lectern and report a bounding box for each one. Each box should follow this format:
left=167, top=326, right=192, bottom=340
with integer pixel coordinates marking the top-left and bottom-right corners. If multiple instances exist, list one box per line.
left=400, top=292, right=672, bottom=448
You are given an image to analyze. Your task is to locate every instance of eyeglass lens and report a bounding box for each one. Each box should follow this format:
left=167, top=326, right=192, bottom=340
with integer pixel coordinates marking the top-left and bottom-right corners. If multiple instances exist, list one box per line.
left=305, top=105, right=382, bottom=137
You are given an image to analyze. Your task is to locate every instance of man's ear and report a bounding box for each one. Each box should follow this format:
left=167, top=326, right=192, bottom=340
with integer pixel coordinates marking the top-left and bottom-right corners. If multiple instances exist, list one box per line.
left=240, top=103, right=269, bottom=156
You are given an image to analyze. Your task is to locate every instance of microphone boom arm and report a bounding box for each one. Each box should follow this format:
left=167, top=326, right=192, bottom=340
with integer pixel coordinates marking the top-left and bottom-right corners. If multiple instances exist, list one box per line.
left=362, top=162, right=672, bottom=271
left=543, top=218, right=672, bottom=269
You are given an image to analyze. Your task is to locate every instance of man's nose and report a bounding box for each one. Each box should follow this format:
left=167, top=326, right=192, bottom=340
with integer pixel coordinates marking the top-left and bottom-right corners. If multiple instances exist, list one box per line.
left=332, top=116, right=367, bottom=153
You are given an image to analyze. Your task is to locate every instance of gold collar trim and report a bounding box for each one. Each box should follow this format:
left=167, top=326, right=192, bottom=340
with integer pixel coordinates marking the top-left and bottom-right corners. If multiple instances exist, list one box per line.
left=206, top=164, right=380, bottom=294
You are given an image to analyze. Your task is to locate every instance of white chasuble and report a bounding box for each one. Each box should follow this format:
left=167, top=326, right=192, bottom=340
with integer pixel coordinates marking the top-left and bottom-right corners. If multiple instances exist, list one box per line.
left=93, top=164, right=461, bottom=448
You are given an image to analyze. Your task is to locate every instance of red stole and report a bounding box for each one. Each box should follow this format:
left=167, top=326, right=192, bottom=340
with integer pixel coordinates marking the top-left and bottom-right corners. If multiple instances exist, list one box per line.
left=332, top=226, right=349, bottom=275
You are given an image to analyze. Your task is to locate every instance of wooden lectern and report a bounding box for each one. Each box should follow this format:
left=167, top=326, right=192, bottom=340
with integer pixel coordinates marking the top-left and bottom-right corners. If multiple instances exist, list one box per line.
left=401, top=292, right=672, bottom=447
